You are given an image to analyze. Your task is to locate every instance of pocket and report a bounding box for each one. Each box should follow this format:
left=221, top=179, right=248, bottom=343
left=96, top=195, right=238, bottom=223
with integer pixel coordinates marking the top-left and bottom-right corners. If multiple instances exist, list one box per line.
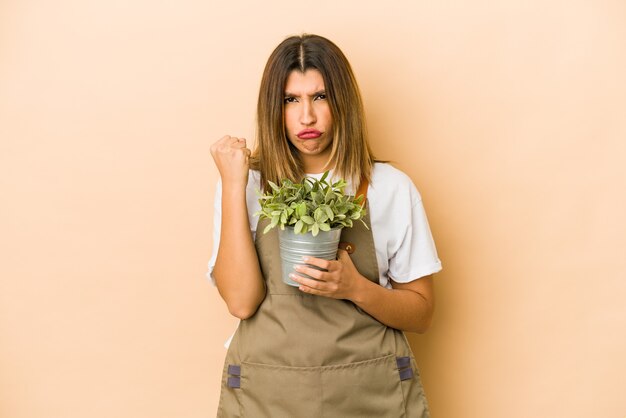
left=240, top=362, right=323, bottom=418
left=239, top=355, right=405, bottom=418
left=320, top=354, right=406, bottom=418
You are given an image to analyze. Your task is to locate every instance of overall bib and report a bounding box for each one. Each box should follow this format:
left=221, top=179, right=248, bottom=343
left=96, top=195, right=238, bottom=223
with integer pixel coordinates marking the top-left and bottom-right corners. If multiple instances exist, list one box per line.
left=217, top=186, right=430, bottom=417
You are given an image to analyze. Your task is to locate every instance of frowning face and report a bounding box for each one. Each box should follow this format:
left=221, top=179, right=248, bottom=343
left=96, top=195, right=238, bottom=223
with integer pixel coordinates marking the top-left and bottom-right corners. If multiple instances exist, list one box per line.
left=283, top=69, right=333, bottom=173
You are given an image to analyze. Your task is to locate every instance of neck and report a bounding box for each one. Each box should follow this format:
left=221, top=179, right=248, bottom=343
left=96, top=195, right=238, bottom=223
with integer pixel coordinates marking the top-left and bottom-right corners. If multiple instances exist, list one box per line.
left=301, top=153, right=332, bottom=174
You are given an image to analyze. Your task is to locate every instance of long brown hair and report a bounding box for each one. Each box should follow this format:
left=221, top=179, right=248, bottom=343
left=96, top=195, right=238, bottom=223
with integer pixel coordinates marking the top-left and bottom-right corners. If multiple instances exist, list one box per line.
left=250, top=34, right=375, bottom=191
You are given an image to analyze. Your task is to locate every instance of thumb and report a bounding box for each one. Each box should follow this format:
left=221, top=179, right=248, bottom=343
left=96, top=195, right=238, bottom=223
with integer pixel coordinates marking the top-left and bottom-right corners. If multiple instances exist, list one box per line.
left=337, top=249, right=353, bottom=263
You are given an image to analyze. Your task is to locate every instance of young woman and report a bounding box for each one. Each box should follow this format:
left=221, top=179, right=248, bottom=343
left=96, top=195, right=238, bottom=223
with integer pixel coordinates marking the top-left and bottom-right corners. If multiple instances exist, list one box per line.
left=208, top=34, right=442, bottom=417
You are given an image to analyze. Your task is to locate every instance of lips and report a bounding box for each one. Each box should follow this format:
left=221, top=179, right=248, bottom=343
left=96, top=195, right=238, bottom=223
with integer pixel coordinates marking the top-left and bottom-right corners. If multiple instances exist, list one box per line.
left=296, top=129, right=322, bottom=139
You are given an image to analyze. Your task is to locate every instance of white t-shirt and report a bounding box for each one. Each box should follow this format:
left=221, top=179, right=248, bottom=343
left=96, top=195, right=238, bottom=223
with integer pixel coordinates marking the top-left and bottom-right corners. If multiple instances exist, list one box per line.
left=207, top=163, right=442, bottom=288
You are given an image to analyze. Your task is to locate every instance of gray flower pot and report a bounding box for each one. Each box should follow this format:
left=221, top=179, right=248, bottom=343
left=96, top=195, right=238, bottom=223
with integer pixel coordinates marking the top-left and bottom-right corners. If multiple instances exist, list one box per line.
left=278, top=226, right=343, bottom=286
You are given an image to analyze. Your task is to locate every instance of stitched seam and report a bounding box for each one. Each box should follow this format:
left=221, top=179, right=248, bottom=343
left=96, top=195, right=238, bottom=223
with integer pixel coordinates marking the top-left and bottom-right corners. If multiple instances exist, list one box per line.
left=242, top=353, right=396, bottom=371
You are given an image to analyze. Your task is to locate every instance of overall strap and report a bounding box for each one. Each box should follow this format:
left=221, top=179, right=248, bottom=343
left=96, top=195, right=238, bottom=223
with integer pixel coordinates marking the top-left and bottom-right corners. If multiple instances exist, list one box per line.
left=355, top=177, right=369, bottom=200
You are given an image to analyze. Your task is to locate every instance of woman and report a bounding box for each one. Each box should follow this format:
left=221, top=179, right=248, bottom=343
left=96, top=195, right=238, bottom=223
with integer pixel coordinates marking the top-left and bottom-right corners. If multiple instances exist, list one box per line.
left=208, top=34, right=441, bottom=417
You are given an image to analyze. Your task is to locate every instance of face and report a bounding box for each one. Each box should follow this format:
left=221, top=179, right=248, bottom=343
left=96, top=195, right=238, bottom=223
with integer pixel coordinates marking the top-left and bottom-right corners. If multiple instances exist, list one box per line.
left=283, top=69, right=333, bottom=173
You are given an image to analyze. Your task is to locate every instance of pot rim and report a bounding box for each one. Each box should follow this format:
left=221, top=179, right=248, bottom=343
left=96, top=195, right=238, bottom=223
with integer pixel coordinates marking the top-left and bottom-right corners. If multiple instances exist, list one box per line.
left=280, top=225, right=344, bottom=232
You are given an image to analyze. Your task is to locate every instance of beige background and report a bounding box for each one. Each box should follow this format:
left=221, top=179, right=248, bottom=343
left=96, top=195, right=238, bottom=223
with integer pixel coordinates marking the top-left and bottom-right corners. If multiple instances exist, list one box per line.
left=1, top=1, right=625, bottom=417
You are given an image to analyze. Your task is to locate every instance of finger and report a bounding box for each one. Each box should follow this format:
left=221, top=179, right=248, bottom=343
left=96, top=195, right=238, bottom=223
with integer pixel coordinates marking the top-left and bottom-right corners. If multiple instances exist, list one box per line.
left=293, top=265, right=326, bottom=281
left=230, top=138, right=244, bottom=148
left=301, top=256, right=332, bottom=271
left=290, top=273, right=323, bottom=288
left=230, top=137, right=246, bottom=146
left=290, top=274, right=329, bottom=295
left=336, top=249, right=354, bottom=264
left=297, top=283, right=325, bottom=296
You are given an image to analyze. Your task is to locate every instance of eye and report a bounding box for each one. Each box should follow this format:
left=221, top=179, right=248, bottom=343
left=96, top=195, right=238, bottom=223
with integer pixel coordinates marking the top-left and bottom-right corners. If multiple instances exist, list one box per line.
left=284, top=96, right=297, bottom=104
left=315, top=93, right=327, bottom=101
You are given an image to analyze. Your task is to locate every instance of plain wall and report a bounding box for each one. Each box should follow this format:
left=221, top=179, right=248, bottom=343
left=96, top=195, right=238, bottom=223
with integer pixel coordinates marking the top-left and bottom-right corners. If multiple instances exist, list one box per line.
left=1, top=1, right=625, bottom=417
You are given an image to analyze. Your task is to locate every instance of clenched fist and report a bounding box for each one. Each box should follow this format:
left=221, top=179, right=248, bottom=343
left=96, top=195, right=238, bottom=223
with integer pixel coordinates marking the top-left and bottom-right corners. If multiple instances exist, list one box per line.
left=210, top=135, right=251, bottom=186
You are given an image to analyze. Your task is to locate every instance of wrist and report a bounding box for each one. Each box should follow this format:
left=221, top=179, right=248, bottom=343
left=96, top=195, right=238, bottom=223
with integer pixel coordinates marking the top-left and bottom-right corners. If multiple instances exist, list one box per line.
left=221, top=177, right=248, bottom=189
left=221, top=180, right=248, bottom=199
left=347, top=273, right=373, bottom=305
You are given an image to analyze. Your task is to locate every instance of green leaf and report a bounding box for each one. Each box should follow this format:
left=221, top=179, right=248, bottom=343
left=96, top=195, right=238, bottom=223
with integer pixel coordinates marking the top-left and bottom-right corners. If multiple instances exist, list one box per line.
left=257, top=173, right=365, bottom=233
left=311, top=223, right=319, bottom=236
left=313, top=207, right=324, bottom=222
left=263, top=223, right=274, bottom=234
left=268, top=181, right=280, bottom=192
left=324, top=187, right=334, bottom=203
left=318, top=222, right=331, bottom=232
left=297, top=202, right=306, bottom=217
left=295, top=220, right=304, bottom=234
left=323, top=205, right=334, bottom=221
left=333, top=179, right=347, bottom=190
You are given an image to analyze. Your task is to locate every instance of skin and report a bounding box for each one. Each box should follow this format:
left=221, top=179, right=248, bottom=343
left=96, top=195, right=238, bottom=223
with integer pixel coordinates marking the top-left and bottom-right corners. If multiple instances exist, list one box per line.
left=283, top=69, right=334, bottom=174
left=210, top=135, right=265, bottom=319
left=210, top=69, right=435, bottom=333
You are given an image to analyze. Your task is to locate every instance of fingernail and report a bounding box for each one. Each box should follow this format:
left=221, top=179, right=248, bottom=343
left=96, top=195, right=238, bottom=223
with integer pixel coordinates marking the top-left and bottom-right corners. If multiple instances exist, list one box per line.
left=302, top=256, right=310, bottom=262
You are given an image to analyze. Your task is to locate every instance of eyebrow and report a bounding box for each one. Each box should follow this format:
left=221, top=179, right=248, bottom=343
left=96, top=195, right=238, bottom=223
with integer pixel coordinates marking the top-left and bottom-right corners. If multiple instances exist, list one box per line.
left=284, top=90, right=327, bottom=97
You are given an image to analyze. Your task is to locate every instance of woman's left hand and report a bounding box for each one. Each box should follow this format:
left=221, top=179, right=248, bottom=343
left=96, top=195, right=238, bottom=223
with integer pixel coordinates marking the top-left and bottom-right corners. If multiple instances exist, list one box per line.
left=290, top=250, right=363, bottom=300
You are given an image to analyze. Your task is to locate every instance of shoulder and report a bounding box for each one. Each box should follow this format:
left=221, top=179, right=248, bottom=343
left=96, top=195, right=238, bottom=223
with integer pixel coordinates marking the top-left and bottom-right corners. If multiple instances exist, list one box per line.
left=370, top=163, right=422, bottom=204
left=371, top=162, right=412, bottom=183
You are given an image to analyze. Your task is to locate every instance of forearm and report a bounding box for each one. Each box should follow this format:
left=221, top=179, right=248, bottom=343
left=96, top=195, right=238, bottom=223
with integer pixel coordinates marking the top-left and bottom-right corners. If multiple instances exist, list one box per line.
left=348, top=276, right=434, bottom=333
left=213, top=184, right=265, bottom=319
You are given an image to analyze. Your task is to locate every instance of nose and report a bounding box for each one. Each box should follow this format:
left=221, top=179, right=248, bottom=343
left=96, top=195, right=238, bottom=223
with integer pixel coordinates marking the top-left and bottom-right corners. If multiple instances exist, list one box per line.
left=300, top=100, right=317, bottom=126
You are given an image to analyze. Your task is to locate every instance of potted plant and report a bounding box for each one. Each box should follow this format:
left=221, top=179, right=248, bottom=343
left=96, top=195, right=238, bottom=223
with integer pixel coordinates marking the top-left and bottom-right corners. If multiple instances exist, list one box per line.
left=255, top=171, right=367, bottom=286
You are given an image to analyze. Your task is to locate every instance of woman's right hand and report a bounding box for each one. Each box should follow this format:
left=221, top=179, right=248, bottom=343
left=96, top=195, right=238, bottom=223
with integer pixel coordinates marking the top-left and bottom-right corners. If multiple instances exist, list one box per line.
left=210, top=135, right=251, bottom=186
left=210, top=135, right=265, bottom=319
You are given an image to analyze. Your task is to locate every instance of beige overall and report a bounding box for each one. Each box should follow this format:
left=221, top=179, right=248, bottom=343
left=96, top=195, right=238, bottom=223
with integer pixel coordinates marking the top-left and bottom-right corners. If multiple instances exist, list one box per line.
left=217, top=185, right=430, bottom=417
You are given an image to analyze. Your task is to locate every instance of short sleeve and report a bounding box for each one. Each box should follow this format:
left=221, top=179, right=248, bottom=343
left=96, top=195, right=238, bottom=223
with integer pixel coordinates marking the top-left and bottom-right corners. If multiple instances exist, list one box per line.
left=387, top=195, right=442, bottom=283
left=206, top=179, right=222, bottom=285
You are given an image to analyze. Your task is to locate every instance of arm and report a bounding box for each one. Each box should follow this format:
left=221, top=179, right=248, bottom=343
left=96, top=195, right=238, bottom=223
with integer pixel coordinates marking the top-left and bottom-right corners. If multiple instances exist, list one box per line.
left=351, top=273, right=434, bottom=333
left=291, top=252, right=435, bottom=333
left=210, top=135, right=265, bottom=319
